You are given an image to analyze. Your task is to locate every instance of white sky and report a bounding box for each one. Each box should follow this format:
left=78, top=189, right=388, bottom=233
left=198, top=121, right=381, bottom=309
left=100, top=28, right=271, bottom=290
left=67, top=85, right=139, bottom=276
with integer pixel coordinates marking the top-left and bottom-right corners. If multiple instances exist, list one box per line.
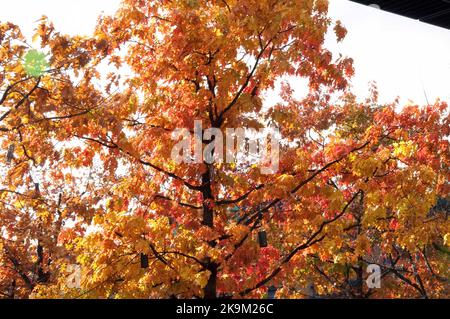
left=1, top=0, right=450, bottom=105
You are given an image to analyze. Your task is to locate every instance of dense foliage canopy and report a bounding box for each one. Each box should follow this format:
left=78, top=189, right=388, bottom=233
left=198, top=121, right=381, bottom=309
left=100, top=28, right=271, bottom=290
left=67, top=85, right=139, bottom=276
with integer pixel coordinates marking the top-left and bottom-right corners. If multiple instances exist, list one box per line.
left=0, top=0, right=448, bottom=299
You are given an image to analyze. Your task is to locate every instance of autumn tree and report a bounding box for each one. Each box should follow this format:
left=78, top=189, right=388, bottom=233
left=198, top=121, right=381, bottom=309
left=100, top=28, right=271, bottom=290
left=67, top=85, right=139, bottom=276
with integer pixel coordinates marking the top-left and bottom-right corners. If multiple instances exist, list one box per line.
left=0, top=20, right=117, bottom=298
left=0, top=0, right=448, bottom=299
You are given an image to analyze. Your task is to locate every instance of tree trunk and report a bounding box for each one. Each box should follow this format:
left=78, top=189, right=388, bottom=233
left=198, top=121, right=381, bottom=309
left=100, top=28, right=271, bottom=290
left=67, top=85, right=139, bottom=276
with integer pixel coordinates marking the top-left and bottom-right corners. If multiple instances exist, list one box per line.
left=201, top=167, right=218, bottom=298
